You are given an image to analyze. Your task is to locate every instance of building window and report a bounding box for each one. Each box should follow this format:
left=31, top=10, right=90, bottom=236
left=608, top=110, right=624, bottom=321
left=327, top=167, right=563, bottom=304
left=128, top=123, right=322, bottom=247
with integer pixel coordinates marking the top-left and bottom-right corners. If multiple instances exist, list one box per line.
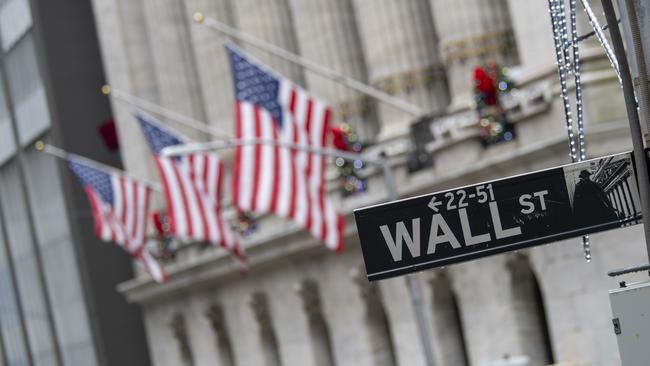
left=250, top=292, right=282, bottom=366
left=170, top=313, right=195, bottom=366
left=352, top=271, right=397, bottom=366
left=0, top=200, right=31, bottom=366
left=0, top=161, right=59, bottom=366
left=206, top=304, right=237, bottom=366
left=429, top=271, right=469, bottom=366
left=22, top=148, right=97, bottom=364
left=507, top=255, right=555, bottom=365
left=0, top=73, right=15, bottom=165
left=5, top=33, right=50, bottom=146
left=0, top=0, right=32, bottom=51
left=296, top=279, right=336, bottom=366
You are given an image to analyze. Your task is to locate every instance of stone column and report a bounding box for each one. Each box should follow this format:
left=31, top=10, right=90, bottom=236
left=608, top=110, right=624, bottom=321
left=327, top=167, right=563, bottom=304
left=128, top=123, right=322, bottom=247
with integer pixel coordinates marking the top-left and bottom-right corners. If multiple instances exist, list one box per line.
left=352, top=0, right=449, bottom=140
left=142, top=0, right=206, bottom=137
left=429, top=272, right=469, bottom=366
left=351, top=268, right=397, bottom=366
left=231, top=0, right=304, bottom=86
left=250, top=292, right=282, bottom=366
left=182, top=0, right=236, bottom=135
left=90, top=0, right=159, bottom=180
left=430, top=0, right=519, bottom=107
left=288, top=0, right=379, bottom=141
left=296, top=279, right=336, bottom=366
left=449, top=255, right=524, bottom=365
left=506, top=0, right=555, bottom=74
left=170, top=313, right=195, bottom=366
left=506, top=255, right=555, bottom=365
left=206, top=304, right=236, bottom=366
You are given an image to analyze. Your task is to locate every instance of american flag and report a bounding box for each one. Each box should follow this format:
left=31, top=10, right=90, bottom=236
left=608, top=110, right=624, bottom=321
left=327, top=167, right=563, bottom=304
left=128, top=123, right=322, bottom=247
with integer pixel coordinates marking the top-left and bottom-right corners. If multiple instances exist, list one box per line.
left=136, top=114, right=244, bottom=260
left=226, top=44, right=344, bottom=251
left=67, top=158, right=167, bottom=283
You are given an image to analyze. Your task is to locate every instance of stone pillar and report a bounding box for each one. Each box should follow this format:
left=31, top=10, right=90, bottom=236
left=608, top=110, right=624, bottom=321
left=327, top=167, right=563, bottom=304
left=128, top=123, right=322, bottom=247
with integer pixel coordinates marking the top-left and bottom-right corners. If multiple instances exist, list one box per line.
left=231, top=0, right=304, bottom=86
left=449, top=255, right=524, bottom=365
left=352, top=0, right=449, bottom=140
left=351, top=268, right=397, bottom=366
left=429, top=272, right=469, bottom=366
left=506, top=0, right=555, bottom=73
left=90, top=0, right=159, bottom=180
left=430, top=0, right=518, bottom=107
left=288, top=0, right=379, bottom=141
left=296, top=279, right=336, bottom=366
left=250, top=292, right=282, bottom=366
left=170, top=313, right=195, bottom=366
left=506, top=255, right=555, bottom=365
left=206, top=304, right=236, bottom=366
left=142, top=0, right=206, bottom=136
left=182, top=0, right=235, bottom=135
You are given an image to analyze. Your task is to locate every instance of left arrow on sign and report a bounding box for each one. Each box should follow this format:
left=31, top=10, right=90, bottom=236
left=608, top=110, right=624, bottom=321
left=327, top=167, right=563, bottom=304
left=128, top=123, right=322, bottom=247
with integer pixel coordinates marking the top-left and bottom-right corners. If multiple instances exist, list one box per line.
left=428, top=196, right=442, bottom=212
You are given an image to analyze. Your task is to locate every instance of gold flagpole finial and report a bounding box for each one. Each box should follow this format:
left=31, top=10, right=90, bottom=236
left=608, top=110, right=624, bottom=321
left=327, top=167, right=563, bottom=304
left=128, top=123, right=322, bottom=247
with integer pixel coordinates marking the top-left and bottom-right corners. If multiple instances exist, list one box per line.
left=34, top=140, right=45, bottom=151
left=193, top=12, right=204, bottom=23
left=101, top=84, right=112, bottom=95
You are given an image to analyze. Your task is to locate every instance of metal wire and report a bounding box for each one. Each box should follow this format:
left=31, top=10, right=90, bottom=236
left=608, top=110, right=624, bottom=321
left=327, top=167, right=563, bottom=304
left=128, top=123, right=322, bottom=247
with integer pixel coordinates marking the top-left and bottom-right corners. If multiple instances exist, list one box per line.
left=579, top=0, right=622, bottom=83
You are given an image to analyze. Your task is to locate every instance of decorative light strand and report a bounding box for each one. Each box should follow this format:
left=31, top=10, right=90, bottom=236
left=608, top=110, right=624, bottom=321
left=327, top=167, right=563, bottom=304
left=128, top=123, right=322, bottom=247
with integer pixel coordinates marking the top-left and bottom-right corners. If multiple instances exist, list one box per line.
left=559, top=0, right=573, bottom=74
left=549, top=0, right=592, bottom=261
left=579, top=0, right=622, bottom=83
left=548, top=0, right=577, bottom=162
left=570, top=0, right=591, bottom=262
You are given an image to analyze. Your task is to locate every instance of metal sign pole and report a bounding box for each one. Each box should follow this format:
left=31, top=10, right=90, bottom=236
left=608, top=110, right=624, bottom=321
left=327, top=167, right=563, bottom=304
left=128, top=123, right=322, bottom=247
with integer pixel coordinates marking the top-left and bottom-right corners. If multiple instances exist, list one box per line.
left=601, top=0, right=650, bottom=272
left=381, top=163, right=438, bottom=366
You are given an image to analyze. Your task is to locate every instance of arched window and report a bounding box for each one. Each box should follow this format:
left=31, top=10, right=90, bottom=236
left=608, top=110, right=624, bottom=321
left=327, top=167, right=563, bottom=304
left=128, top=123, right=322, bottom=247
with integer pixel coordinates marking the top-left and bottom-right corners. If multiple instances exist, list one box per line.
left=429, top=271, right=469, bottom=366
left=352, top=269, right=397, bottom=366
left=206, top=304, right=237, bottom=366
left=170, top=313, right=195, bottom=366
left=250, top=292, right=282, bottom=366
left=297, top=279, right=336, bottom=366
left=507, top=255, right=555, bottom=365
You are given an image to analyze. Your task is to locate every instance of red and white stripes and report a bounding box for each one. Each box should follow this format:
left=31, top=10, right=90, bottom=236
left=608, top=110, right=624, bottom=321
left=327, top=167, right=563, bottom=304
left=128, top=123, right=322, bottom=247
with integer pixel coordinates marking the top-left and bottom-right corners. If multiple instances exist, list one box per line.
left=233, top=82, right=344, bottom=251
left=156, top=153, right=242, bottom=258
left=79, top=171, right=166, bottom=283
left=87, top=175, right=151, bottom=253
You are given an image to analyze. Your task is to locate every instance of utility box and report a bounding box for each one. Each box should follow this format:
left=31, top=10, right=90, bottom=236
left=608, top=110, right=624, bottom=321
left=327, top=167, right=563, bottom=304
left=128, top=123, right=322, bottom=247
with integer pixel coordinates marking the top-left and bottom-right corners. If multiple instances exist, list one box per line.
left=609, top=281, right=650, bottom=365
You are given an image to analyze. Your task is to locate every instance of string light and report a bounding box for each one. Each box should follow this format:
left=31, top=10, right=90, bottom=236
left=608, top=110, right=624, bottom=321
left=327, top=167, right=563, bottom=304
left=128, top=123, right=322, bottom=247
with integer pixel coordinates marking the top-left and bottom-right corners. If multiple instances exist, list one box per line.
left=548, top=0, right=577, bottom=162
left=559, top=0, right=572, bottom=74
left=570, top=0, right=591, bottom=261
left=548, top=0, right=591, bottom=261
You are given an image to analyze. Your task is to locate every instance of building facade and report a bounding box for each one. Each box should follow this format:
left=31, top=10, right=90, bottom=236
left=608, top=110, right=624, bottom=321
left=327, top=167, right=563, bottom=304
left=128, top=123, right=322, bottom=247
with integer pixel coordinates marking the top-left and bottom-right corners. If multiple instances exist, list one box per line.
left=91, top=0, right=644, bottom=365
left=0, top=0, right=150, bottom=365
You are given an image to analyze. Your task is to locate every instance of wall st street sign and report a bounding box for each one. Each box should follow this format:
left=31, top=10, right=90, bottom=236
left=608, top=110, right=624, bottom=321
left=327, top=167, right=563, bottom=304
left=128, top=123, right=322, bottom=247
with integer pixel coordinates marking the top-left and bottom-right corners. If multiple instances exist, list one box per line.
left=355, top=151, right=643, bottom=281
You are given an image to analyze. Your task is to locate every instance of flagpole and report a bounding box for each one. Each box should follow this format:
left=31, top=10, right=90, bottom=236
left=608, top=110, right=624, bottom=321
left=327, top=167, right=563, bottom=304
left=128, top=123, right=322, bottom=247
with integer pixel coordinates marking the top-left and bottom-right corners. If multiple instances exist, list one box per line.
left=103, top=86, right=230, bottom=140
left=34, top=141, right=163, bottom=192
left=193, top=13, right=424, bottom=117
